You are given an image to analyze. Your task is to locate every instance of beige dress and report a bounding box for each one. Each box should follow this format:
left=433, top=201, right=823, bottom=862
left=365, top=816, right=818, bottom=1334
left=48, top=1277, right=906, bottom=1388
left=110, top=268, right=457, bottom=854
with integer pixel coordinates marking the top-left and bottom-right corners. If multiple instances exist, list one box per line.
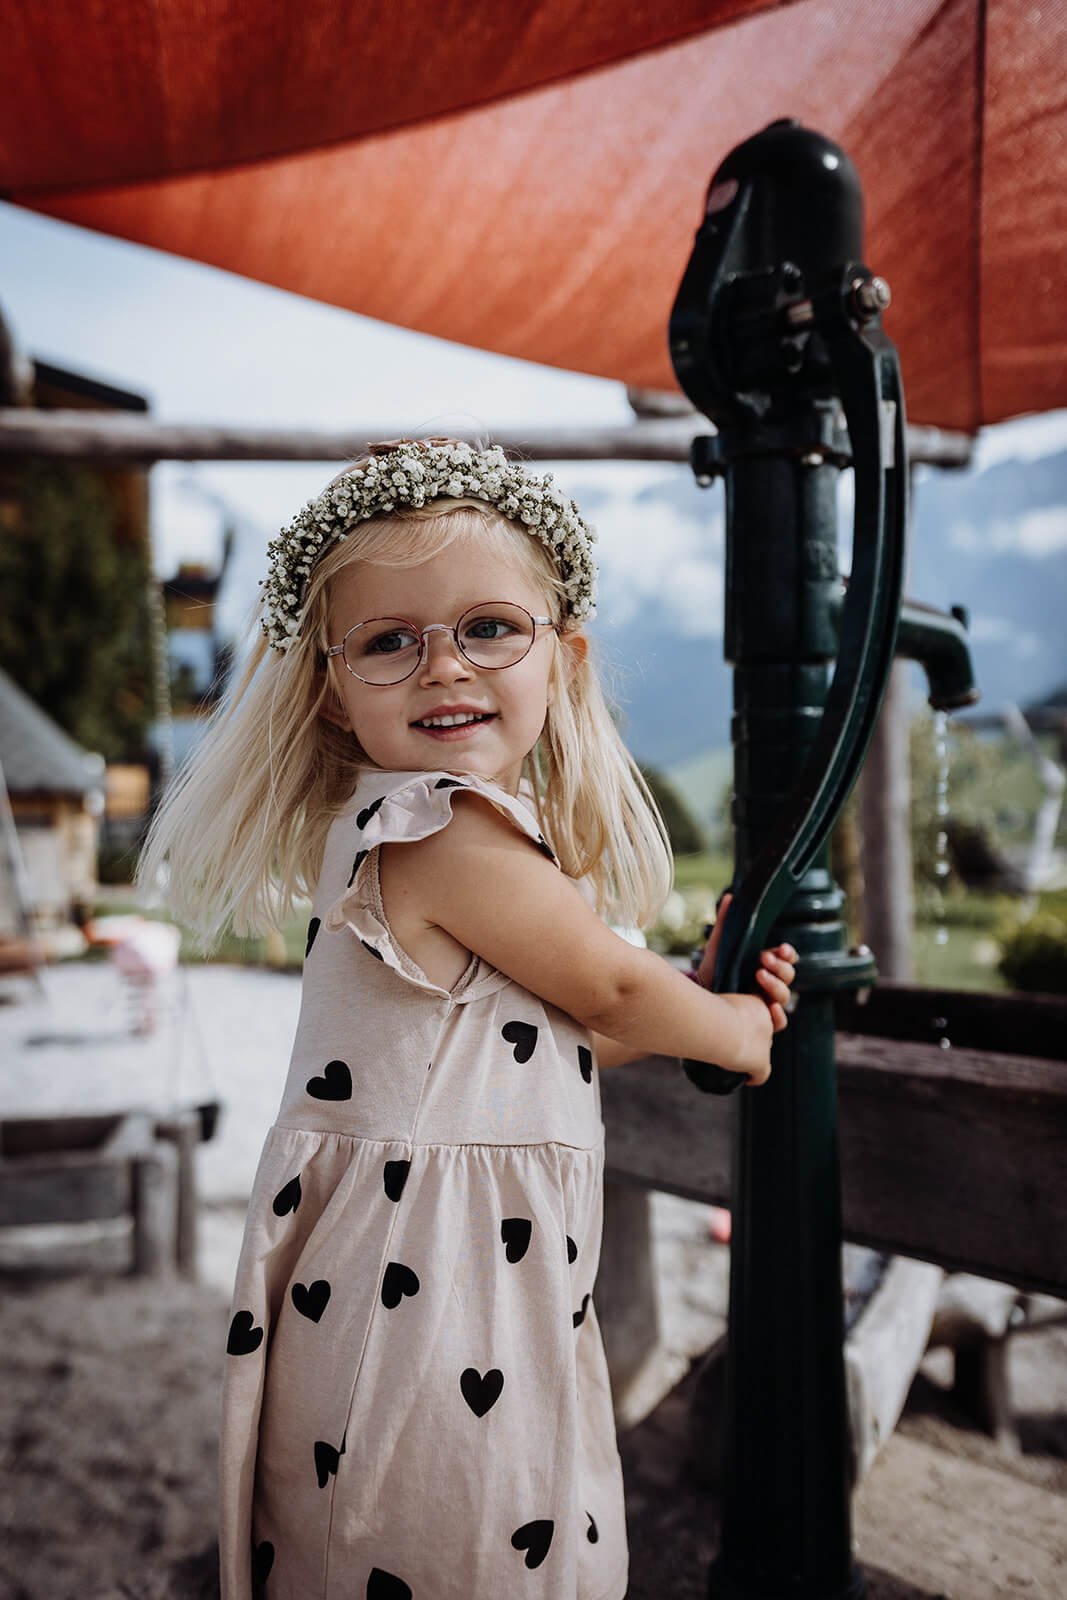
left=218, top=767, right=629, bottom=1600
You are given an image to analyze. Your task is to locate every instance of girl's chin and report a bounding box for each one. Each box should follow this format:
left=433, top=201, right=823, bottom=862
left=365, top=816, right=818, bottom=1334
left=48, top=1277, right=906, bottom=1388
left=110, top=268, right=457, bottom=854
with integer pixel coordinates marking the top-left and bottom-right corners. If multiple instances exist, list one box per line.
left=384, top=746, right=522, bottom=793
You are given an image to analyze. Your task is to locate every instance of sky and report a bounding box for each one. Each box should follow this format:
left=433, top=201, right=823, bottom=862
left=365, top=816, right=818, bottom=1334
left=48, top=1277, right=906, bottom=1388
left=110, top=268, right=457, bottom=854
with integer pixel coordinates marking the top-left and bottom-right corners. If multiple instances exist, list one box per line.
left=3, top=199, right=1067, bottom=645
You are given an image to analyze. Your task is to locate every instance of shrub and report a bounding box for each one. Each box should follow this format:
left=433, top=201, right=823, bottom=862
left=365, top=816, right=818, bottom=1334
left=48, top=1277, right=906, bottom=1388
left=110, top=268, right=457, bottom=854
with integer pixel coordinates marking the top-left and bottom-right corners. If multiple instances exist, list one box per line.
left=997, top=912, right=1067, bottom=995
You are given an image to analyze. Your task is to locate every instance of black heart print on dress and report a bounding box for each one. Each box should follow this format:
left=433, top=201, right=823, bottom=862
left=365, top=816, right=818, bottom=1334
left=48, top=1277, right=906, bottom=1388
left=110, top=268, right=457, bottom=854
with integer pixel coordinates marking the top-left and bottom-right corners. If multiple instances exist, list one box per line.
left=357, top=795, right=386, bottom=830
left=251, top=1538, right=274, bottom=1586
left=460, top=1366, right=504, bottom=1416
left=314, top=1432, right=345, bottom=1489
left=361, top=939, right=385, bottom=961
left=535, top=834, right=556, bottom=861
left=501, top=1021, right=538, bottom=1062
left=383, top=1159, right=410, bottom=1201
left=434, top=777, right=464, bottom=789
left=227, top=1311, right=264, bottom=1356
left=500, top=1217, right=531, bottom=1263
left=307, top=1060, right=352, bottom=1100
left=292, top=1279, right=331, bottom=1322
left=367, top=1571, right=412, bottom=1600
left=567, top=1235, right=578, bottom=1264
left=578, top=1046, right=593, bottom=1084
left=305, top=917, right=321, bottom=957
left=381, top=1261, right=420, bottom=1308
left=347, top=849, right=368, bottom=888
left=573, top=1292, right=591, bottom=1329
left=273, top=1175, right=301, bottom=1216
left=586, top=1511, right=599, bottom=1543
left=512, top=1519, right=554, bottom=1570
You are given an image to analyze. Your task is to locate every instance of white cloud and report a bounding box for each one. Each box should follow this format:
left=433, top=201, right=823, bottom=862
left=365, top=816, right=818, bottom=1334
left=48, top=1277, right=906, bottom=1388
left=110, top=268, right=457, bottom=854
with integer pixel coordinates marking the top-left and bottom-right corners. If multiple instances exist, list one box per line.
left=553, top=469, right=725, bottom=638
left=974, top=410, right=1067, bottom=471
left=949, top=509, right=1067, bottom=558
left=1012, top=509, right=1067, bottom=557
left=968, top=615, right=1041, bottom=656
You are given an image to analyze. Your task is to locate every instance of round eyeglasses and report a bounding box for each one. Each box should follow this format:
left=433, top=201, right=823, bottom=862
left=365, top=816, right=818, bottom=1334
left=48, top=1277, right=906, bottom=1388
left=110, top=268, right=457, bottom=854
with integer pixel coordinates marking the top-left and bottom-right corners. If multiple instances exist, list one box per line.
left=326, top=600, right=557, bottom=685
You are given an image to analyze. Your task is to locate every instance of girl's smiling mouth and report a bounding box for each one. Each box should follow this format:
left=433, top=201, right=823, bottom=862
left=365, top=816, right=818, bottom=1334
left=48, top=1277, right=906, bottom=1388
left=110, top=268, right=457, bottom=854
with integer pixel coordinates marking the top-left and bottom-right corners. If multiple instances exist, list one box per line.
left=411, top=709, right=498, bottom=739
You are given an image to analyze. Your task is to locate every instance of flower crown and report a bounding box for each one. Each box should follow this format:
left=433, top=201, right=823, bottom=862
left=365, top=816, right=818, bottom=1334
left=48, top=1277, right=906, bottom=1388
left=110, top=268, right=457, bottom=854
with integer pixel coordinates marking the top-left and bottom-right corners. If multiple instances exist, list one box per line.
left=260, top=439, right=598, bottom=652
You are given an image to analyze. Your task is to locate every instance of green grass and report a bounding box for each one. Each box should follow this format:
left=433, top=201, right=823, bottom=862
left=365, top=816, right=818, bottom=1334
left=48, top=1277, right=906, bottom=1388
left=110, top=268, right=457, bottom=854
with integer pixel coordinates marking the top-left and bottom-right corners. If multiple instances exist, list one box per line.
left=910, top=921, right=1009, bottom=992
left=671, top=849, right=734, bottom=894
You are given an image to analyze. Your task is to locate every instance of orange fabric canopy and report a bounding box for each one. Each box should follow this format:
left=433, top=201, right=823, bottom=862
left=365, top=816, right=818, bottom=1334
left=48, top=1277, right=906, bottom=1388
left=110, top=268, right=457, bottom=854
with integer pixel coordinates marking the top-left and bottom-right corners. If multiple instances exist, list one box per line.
left=3, top=0, right=1065, bottom=429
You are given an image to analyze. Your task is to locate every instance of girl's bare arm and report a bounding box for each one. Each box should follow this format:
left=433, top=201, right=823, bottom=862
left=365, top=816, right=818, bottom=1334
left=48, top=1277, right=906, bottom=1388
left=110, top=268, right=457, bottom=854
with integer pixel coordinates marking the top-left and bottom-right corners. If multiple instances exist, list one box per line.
left=588, top=1033, right=647, bottom=1070
left=591, top=930, right=798, bottom=1069
left=379, top=794, right=792, bottom=1083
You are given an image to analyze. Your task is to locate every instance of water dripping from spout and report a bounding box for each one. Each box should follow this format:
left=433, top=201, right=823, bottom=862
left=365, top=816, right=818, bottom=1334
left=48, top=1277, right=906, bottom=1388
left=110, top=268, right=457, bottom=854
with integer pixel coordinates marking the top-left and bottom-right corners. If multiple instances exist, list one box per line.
left=933, top=711, right=951, bottom=949
left=931, top=712, right=952, bottom=1048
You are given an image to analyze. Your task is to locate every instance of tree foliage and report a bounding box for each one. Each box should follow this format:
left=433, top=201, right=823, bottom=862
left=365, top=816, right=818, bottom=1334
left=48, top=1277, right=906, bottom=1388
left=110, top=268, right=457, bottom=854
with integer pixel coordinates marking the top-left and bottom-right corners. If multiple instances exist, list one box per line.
left=638, top=763, right=707, bottom=855
left=0, top=462, right=153, bottom=759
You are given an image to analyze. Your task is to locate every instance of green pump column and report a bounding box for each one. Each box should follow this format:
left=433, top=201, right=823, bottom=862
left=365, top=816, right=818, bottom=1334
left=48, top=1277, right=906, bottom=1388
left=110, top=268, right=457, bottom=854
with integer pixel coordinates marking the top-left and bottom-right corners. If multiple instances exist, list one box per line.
left=668, top=119, right=910, bottom=1600
left=708, top=415, right=863, bottom=1600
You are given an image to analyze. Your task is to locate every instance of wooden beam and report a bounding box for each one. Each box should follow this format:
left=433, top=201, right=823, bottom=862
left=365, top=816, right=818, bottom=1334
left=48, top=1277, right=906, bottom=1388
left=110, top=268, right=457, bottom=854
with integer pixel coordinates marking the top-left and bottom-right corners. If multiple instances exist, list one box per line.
left=0, top=409, right=976, bottom=469
left=834, top=980, right=1067, bottom=1060
left=601, top=1035, right=1067, bottom=1299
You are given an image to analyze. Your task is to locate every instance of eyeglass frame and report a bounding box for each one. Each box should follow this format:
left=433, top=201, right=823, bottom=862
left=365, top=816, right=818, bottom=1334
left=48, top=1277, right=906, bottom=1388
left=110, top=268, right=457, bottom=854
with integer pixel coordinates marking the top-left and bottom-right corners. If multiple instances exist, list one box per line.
left=325, top=599, right=558, bottom=685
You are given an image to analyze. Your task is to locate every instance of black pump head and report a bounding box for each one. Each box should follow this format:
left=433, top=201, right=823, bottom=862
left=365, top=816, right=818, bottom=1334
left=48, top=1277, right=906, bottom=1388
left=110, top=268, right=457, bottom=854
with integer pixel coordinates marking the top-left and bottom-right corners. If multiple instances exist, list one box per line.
left=670, top=120, right=868, bottom=424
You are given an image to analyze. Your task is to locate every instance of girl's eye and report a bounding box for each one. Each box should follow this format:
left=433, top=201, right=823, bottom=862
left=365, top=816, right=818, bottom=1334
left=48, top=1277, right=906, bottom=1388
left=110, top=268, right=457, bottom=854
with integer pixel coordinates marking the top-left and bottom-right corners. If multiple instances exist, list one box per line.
left=363, top=626, right=419, bottom=656
left=463, top=616, right=518, bottom=642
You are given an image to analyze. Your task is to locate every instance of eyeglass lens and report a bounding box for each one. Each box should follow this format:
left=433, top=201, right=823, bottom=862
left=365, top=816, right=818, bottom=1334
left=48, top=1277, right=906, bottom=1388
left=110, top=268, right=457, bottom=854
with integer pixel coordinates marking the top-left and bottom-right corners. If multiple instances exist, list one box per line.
left=343, top=602, right=536, bottom=683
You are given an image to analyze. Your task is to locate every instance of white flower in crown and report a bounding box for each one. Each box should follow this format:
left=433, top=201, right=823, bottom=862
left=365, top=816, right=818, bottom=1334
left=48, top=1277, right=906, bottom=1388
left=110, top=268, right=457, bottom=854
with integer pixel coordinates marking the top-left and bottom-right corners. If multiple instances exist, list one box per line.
left=260, top=440, right=598, bottom=651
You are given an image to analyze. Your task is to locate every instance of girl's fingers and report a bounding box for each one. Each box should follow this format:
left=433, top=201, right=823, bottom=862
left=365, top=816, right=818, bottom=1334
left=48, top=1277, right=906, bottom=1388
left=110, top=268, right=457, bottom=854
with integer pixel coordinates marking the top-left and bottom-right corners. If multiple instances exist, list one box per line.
left=770, top=1002, right=788, bottom=1032
left=758, top=954, right=795, bottom=989
left=756, top=967, right=793, bottom=1006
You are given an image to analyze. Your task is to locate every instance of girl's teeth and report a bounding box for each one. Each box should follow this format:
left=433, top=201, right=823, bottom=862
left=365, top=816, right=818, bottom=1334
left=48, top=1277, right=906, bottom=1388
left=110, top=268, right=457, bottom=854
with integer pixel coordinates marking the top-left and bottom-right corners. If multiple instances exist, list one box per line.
left=418, top=713, right=489, bottom=727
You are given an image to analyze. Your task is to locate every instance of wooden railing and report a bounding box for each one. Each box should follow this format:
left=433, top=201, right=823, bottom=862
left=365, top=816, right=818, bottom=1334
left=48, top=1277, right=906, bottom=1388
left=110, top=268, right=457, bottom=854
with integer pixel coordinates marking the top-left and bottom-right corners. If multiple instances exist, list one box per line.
left=601, top=984, right=1067, bottom=1301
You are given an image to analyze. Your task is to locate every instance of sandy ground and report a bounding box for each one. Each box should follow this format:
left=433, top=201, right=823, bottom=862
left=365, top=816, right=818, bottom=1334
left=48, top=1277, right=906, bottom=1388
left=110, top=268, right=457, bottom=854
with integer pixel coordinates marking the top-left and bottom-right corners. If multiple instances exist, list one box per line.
left=1, top=1267, right=1064, bottom=1600
left=1, top=965, right=1065, bottom=1599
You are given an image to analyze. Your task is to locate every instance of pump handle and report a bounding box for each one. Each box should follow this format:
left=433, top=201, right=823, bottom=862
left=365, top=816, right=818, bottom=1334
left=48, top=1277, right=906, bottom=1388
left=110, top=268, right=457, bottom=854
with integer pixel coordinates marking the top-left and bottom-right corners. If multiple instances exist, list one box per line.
left=683, top=271, right=908, bottom=1093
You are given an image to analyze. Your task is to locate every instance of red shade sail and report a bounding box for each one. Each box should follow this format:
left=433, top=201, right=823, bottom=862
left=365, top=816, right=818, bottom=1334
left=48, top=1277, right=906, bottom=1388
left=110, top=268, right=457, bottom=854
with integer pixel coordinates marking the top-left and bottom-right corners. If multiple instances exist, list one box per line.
left=3, top=0, right=1065, bottom=429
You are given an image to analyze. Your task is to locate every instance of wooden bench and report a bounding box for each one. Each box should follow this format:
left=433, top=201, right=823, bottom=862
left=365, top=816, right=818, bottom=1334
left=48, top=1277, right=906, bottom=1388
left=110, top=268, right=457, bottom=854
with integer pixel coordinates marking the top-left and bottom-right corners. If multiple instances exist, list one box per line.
left=0, top=1108, right=202, bottom=1276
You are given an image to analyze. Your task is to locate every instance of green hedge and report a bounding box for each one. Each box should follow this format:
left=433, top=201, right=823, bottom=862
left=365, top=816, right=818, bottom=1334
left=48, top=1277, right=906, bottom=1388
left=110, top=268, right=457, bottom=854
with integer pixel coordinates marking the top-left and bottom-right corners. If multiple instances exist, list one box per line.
left=998, top=912, right=1067, bottom=995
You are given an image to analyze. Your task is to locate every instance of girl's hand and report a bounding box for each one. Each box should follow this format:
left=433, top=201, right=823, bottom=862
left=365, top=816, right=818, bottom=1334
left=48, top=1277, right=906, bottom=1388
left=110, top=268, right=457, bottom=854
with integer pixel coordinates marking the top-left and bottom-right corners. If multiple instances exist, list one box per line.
left=693, top=890, right=799, bottom=1046
left=754, top=942, right=798, bottom=1034
left=720, top=994, right=776, bottom=1087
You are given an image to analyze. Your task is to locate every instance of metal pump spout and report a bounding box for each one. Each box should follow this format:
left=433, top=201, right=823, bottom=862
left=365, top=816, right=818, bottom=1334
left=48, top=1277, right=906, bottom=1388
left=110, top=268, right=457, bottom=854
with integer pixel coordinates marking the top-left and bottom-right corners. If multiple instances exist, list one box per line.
left=829, top=587, right=980, bottom=712
left=895, top=596, right=980, bottom=711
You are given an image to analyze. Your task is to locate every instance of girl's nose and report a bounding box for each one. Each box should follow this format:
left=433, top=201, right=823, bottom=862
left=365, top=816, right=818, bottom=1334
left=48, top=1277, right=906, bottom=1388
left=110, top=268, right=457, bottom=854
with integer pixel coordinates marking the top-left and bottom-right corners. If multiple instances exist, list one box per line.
left=418, top=629, right=472, bottom=684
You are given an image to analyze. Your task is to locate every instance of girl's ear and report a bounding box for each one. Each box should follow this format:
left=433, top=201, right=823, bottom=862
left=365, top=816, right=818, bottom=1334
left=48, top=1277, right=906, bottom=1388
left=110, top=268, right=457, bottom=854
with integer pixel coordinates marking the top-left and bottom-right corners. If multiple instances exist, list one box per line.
left=559, top=629, right=589, bottom=685
left=314, top=665, right=352, bottom=730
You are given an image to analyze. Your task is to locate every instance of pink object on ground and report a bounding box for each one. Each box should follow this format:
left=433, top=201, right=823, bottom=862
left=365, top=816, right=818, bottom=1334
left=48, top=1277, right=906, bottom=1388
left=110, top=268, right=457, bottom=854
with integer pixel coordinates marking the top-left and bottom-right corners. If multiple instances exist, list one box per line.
left=110, top=921, right=181, bottom=978
left=707, top=1206, right=732, bottom=1244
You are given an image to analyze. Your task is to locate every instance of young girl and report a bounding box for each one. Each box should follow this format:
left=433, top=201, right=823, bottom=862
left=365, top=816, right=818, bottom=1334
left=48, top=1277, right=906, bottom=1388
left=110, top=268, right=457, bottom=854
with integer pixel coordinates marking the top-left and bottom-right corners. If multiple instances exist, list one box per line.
left=139, top=438, right=796, bottom=1600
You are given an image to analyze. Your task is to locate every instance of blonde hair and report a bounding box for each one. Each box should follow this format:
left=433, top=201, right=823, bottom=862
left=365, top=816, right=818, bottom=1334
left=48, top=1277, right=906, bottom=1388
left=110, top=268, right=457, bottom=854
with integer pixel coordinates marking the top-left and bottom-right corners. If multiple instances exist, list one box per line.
left=138, top=475, right=673, bottom=945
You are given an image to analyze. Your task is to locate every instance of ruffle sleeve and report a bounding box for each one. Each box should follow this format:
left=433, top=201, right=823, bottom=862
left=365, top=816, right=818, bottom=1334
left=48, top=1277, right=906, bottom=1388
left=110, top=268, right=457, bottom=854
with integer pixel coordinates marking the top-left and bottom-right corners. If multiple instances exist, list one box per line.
left=322, top=770, right=559, bottom=990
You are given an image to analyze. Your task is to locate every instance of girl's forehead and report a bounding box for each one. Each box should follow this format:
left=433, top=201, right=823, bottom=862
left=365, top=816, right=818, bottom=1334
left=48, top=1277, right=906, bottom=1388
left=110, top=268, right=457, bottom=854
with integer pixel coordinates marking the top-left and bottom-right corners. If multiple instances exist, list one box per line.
left=329, top=541, right=547, bottom=613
